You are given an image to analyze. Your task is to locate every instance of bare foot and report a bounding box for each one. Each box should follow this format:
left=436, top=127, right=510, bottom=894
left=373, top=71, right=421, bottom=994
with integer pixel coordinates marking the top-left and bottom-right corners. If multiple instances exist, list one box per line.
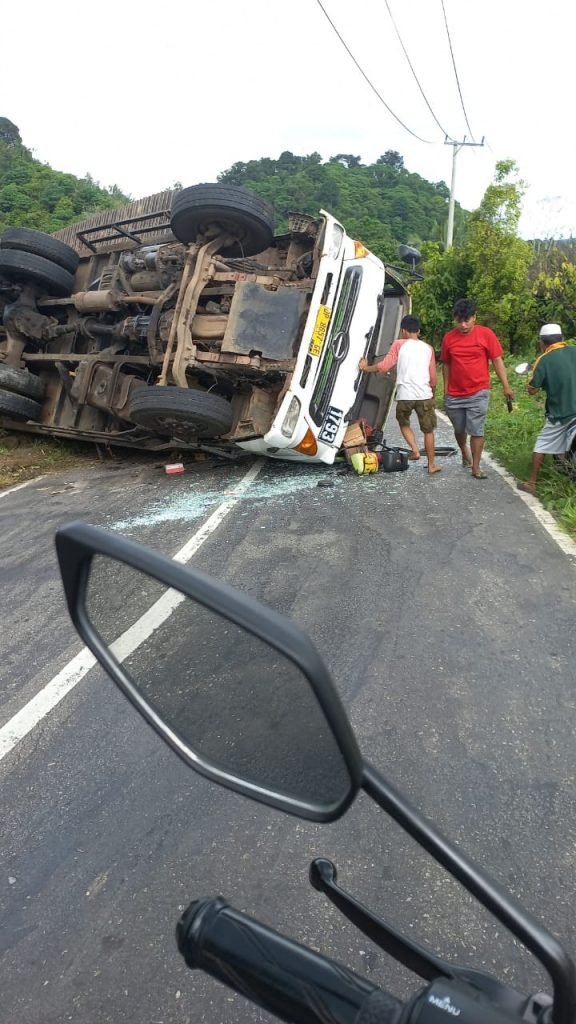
left=428, top=465, right=442, bottom=475
left=408, top=451, right=421, bottom=461
left=517, top=480, right=536, bottom=494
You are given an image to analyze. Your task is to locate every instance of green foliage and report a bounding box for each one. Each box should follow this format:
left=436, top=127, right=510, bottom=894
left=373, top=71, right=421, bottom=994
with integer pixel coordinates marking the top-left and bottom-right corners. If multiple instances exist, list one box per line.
left=377, top=150, right=404, bottom=170
left=411, top=242, right=472, bottom=344
left=413, top=161, right=540, bottom=352
left=484, top=358, right=576, bottom=536
left=532, top=261, right=576, bottom=340
left=218, top=150, right=466, bottom=265
left=0, top=118, right=22, bottom=146
left=464, top=161, right=536, bottom=351
left=0, top=120, right=130, bottom=235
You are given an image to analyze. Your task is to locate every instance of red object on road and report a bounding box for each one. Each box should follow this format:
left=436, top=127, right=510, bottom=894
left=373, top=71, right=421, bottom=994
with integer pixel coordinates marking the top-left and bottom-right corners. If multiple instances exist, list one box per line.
left=165, top=463, right=185, bottom=475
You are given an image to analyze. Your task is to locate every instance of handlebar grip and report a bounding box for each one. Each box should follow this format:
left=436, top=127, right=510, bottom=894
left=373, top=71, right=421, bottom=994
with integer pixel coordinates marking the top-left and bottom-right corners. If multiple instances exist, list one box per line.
left=177, top=897, right=403, bottom=1024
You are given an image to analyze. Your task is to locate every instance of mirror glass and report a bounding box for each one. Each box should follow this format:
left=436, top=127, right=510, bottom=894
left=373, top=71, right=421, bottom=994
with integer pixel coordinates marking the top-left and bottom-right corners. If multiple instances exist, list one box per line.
left=85, top=556, right=353, bottom=808
left=399, top=243, right=422, bottom=266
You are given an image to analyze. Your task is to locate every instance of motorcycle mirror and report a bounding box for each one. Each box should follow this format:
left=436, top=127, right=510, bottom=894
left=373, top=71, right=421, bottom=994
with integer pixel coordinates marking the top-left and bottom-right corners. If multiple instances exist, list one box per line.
left=514, top=362, right=532, bottom=374
left=55, top=522, right=362, bottom=822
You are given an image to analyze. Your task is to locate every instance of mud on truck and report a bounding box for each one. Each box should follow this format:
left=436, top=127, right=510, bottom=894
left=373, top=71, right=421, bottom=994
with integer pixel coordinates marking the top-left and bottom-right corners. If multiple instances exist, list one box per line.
left=0, top=184, right=421, bottom=464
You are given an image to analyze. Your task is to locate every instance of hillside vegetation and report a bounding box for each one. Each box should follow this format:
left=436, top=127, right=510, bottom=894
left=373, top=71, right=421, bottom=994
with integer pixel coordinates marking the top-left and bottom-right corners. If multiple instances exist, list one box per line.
left=0, top=117, right=129, bottom=236
left=218, top=149, right=466, bottom=262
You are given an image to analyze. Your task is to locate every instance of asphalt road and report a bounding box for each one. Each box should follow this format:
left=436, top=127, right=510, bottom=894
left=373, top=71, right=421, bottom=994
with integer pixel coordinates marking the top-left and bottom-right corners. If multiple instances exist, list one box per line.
left=1, top=421, right=575, bottom=1024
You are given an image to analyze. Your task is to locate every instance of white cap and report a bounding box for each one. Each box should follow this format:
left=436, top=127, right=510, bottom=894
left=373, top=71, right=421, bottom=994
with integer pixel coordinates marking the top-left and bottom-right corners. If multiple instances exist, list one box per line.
left=539, top=323, right=562, bottom=338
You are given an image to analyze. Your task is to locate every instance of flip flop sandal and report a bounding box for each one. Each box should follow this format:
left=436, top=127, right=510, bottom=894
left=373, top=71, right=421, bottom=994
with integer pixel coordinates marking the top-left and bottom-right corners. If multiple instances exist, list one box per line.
left=517, top=481, right=535, bottom=494
left=471, top=471, right=488, bottom=479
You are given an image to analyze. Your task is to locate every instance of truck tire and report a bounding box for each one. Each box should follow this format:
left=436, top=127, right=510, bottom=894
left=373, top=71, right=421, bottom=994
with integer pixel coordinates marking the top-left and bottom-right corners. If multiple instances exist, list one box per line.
left=0, top=387, right=42, bottom=421
left=170, top=184, right=274, bottom=257
left=0, top=227, right=80, bottom=274
left=0, top=365, right=45, bottom=401
left=128, top=387, right=233, bottom=439
left=0, top=250, right=74, bottom=297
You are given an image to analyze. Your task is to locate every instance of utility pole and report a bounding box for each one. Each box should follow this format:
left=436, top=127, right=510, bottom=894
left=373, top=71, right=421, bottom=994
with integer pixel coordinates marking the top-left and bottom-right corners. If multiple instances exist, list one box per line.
left=445, top=136, right=485, bottom=248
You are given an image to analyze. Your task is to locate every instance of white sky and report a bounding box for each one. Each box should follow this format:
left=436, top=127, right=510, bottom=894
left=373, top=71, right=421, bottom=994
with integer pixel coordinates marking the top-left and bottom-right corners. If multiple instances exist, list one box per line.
left=4, top=0, right=575, bottom=239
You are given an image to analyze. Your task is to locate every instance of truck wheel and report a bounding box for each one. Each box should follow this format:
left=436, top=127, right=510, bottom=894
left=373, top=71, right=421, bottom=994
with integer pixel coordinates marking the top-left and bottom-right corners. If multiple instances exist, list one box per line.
left=0, top=387, right=42, bottom=421
left=0, top=227, right=80, bottom=274
left=0, top=365, right=45, bottom=401
left=170, top=184, right=274, bottom=257
left=128, top=387, right=233, bottom=439
left=0, top=250, right=74, bottom=296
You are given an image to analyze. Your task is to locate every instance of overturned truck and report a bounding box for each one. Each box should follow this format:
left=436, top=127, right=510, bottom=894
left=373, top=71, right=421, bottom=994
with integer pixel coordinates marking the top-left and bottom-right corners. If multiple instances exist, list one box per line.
left=0, top=184, right=419, bottom=463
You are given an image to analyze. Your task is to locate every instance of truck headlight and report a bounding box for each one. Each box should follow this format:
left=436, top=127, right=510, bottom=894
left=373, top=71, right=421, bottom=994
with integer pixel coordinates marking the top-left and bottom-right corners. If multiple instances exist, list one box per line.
left=280, top=396, right=301, bottom=438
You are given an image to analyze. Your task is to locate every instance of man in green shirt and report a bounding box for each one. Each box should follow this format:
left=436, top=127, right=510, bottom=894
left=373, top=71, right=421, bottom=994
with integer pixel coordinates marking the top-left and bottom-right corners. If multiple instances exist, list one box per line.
left=518, top=323, right=576, bottom=494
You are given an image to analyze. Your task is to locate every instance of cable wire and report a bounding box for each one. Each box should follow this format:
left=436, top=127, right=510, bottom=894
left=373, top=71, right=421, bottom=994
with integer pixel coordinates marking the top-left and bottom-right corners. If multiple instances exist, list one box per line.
left=383, top=0, right=453, bottom=139
left=440, top=0, right=476, bottom=140
left=314, top=0, right=434, bottom=144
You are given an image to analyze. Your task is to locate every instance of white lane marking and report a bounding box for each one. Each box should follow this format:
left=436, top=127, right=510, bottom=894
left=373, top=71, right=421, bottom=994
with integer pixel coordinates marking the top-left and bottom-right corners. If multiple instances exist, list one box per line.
left=0, top=476, right=45, bottom=500
left=0, top=460, right=265, bottom=763
left=437, top=410, right=576, bottom=563
left=110, top=588, right=185, bottom=663
left=0, top=650, right=97, bottom=761
left=172, top=460, right=263, bottom=562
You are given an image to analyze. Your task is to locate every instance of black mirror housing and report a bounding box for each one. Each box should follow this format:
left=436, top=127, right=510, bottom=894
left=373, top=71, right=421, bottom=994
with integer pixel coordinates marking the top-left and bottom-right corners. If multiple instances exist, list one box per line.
left=55, top=521, right=363, bottom=822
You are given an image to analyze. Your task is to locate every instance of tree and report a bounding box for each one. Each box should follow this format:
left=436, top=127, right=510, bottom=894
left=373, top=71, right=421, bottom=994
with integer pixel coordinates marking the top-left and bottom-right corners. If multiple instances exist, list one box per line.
left=0, top=117, right=21, bottom=146
left=331, top=154, right=363, bottom=169
left=412, top=242, right=472, bottom=344
left=216, top=150, right=467, bottom=261
left=533, top=261, right=576, bottom=340
left=377, top=151, right=404, bottom=170
left=464, top=161, right=536, bottom=351
left=0, top=125, right=129, bottom=235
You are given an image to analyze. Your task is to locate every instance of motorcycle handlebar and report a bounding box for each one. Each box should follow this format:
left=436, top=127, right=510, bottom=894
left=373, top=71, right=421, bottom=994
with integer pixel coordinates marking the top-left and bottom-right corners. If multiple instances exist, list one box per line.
left=176, top=896, right=402, bottom=1024
left=176, top=898, right=546, bottom=1024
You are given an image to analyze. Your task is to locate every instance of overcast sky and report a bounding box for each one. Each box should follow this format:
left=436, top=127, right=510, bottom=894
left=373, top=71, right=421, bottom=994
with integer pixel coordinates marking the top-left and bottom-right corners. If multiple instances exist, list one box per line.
left=4, top=0, right=574, bottom=239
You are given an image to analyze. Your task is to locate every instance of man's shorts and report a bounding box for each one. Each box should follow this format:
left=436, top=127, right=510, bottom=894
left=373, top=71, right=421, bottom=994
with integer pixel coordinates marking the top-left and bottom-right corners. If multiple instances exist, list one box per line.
left=443, top=389, right=490, bottom=436
left=534, top=416, right=576, bottom=455
left=395, top=398, right=437, bottom=433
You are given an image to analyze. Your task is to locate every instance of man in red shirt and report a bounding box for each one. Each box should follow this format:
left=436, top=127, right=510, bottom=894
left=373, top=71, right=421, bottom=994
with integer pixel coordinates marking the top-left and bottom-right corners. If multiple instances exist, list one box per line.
left=441, top=298, right=514, bottom=479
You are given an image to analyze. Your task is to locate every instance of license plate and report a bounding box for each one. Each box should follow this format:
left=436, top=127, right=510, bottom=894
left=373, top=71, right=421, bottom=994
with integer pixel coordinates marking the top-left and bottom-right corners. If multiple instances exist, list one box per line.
left=319, top=406, right=343, bottom=445
left=309, top=305, right=332, bottom=357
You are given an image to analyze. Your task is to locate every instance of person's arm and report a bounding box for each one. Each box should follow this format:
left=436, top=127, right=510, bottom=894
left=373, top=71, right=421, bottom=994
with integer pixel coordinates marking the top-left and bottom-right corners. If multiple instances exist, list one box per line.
left=440, top=335, right=449, bottom=396
left=359, top=338, right=402, bottom=374
left=442, top=361, right=449, bottom=394
left=527, top=362, right=544, bottom=396
left=491, top=356, right=514, bottom=400
left=428, top=348, right=437, bottom=393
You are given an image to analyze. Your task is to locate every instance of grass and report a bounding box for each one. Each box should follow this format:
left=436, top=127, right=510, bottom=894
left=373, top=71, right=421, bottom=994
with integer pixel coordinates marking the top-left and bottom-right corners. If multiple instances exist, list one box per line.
left=0, top=432, right=96, bottom=489
left=439, top=357, right=576, bottom=538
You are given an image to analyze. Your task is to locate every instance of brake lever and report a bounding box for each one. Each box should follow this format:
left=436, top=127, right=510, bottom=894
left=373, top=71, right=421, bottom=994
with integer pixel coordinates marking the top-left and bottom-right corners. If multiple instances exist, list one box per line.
left=310, top=857, right=452, bottom=983
left=309, top=858, right=540, bottom=1016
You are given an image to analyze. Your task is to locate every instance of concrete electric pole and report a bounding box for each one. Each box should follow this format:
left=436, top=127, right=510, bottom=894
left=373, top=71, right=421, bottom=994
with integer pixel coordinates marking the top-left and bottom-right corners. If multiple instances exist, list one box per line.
left=445, top=136, right=485, bottom=248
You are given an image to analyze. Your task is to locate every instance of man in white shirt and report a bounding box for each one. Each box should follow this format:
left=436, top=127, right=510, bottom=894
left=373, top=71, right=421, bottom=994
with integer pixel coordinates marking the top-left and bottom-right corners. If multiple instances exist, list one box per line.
left=359, top=314, right=441, bottom=475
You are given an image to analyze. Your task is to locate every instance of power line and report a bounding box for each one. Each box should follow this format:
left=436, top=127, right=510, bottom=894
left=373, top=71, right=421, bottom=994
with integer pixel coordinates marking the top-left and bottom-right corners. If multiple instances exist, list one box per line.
left=383, top=0, right=452, bottom=139
left=313, top=0, right=434, bottom=144
left=440, top=0, right=476, bottom=140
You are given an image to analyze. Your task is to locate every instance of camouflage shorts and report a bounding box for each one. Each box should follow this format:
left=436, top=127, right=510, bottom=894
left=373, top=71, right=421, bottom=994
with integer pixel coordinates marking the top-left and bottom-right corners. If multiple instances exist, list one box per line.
left=395, top=398, right=437, bottom=434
